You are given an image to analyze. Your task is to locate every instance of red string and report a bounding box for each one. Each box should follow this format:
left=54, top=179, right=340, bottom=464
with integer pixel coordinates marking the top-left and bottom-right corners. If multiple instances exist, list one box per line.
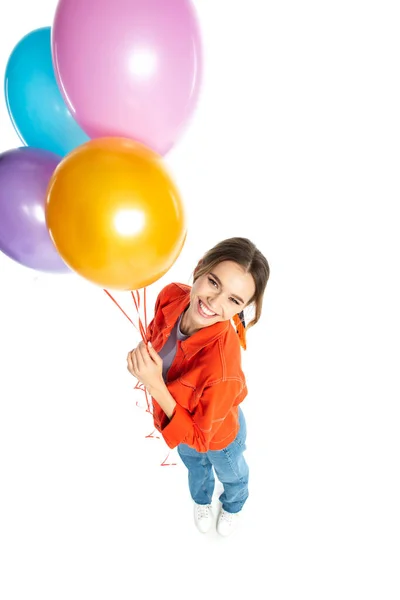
left=161, top=452, right=177, bottom=467
left=143, top=287, right=148, bottom=330
left=103, top=289, right=139, bottom=332
left=104, top=287, right=176, bottom=466
left=131, top=290, right=147, bottom=341
left=145, top=429, right=160, bottom=439
left=133, top=380, right=152, bottom=413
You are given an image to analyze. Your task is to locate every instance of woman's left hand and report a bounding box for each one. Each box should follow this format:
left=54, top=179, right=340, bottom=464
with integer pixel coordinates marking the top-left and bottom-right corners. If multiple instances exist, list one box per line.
left=127, top=341, right=163, bottom=392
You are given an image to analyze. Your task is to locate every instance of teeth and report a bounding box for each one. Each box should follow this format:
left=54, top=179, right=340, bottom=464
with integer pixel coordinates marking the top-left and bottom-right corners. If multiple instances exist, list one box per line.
left=200, top=300, right=216, bottom=316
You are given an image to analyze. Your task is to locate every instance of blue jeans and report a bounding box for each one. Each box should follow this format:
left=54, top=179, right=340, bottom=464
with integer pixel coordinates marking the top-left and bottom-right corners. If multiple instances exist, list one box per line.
left=177, top=408, right=249, bottom=514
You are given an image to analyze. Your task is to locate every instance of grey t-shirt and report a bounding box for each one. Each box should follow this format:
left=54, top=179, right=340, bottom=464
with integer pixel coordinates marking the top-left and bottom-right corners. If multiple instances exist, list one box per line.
left=159, top=312, right=190, bottom=382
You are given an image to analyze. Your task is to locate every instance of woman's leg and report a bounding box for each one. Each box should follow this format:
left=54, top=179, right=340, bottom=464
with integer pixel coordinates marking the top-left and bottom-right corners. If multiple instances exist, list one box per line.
left=177, top=443, right=215, bottom=505
left=207, top=408, right=249, bottom=513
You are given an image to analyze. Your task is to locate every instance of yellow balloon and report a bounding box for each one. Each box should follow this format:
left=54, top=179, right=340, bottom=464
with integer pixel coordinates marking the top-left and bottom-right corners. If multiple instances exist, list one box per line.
left=45, top=137, right=186, bottom=290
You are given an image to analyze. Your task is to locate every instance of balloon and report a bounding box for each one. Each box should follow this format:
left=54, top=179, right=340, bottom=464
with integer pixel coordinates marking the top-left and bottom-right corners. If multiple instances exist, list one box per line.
left=45, top=138, right=186, bottom=290
left=4, top=27, right=89, bottom=156
left=52, top=0, right=202, bottom=155
left=0, top=147, right=69, bottom=273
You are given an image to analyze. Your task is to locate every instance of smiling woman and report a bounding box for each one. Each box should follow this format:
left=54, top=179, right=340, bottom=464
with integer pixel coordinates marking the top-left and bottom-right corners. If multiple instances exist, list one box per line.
left=126, top=237, right=270, bottom=537
left=179, top=260, right=256, bottom=335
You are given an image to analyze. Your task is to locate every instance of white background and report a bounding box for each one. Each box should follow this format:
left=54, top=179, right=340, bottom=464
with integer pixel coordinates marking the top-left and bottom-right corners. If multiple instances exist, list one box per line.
left=1, top=1, right=399, bottom=598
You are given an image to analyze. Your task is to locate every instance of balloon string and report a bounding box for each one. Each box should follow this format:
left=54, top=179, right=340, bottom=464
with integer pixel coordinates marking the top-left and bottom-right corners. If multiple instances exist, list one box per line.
left=143, top=287, right=148, bottom=330
left=103, top=289, right=138, bottom=330
left=131, top=291, right=147, bottom=341
left=104, top=287, right=175, bottom=465
left=161, top=452, right=177, bottom=467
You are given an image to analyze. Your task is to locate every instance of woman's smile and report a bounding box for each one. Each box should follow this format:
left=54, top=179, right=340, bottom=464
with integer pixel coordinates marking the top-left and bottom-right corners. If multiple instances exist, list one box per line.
left=197, top=298, right=218, bottom=319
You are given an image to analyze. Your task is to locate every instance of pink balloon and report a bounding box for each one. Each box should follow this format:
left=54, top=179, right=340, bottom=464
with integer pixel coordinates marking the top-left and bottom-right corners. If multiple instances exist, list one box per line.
left=52, top=0, right=202, bottom=155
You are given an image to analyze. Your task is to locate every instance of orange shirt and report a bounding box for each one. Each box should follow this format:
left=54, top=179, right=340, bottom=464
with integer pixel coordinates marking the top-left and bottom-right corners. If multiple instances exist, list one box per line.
left=147, top=283, right=248, bottom=452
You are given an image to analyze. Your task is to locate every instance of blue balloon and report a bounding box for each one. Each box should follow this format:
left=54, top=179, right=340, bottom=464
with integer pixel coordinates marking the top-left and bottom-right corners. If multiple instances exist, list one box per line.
left=4, top=27, right=89, bottom=156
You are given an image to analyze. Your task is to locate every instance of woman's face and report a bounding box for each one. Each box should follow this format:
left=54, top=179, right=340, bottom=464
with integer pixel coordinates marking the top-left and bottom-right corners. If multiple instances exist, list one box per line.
left=182, top=260, right=256, bottom=334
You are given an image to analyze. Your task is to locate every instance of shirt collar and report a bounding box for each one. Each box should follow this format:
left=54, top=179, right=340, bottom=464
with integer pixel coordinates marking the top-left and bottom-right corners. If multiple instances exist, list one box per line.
left=161, top=284, right=231, bottom=358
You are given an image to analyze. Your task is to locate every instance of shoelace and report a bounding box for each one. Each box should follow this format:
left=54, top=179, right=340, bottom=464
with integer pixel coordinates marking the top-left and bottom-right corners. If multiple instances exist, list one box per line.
left=220, top=510, right=234, bottom=524
left=196, top=505, right=211, bottom=519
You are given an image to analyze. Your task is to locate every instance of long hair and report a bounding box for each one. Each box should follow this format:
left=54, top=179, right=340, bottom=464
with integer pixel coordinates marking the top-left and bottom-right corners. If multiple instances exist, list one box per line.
left=193, top=237, right=270, bottom=348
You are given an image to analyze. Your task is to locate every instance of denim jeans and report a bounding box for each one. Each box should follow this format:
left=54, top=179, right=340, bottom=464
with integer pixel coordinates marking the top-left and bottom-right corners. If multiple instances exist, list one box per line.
left=177, top=408, right=249, bottom=514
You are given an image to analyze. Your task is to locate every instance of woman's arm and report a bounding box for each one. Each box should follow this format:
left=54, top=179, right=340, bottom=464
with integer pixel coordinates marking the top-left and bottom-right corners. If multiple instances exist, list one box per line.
left=126, top=341, right=176, bottom=418
left=127, top=341, right=246, bottom=451
left=147, top=379, right=176, bottom=419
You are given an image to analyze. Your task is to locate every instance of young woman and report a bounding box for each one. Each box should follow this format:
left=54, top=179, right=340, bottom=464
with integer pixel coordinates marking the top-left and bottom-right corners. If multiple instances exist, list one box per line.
left=127, top=237, right=270, bottom=536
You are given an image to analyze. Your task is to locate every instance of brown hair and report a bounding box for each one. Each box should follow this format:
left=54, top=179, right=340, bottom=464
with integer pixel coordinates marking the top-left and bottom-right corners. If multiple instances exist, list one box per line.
left=193, top=237, right=270, bottom=346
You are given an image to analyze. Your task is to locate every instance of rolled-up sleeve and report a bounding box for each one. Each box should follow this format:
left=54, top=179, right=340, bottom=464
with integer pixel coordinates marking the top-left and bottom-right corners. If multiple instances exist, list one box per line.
left=158, top=378, right=247, bottom=452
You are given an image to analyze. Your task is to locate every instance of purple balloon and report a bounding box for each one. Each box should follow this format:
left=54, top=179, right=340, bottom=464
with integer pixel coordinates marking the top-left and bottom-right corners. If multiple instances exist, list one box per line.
left=0, top=147, right=69, bottom=272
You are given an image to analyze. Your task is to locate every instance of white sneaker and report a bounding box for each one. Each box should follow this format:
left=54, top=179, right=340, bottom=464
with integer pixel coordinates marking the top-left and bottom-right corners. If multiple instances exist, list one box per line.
left=217, top=508, right=240, bottom=537
left=193, top=503, right=213, bottom=533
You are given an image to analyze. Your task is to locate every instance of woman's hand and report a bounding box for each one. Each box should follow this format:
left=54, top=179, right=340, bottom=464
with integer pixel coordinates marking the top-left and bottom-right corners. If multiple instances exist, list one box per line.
left=127, top=341, right=163, bottom=393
